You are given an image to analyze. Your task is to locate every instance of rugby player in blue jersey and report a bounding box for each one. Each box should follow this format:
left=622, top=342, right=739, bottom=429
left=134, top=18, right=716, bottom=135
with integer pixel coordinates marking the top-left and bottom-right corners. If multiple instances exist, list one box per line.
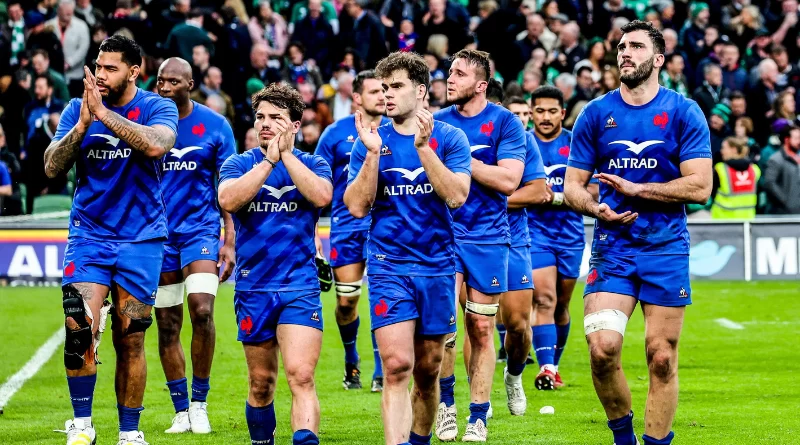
left=154, top=58, right=237, bottom=434
left=218, top=83, right=333, bottom=445
left=344, top=51, right=471, bottom=445
left=45, top=35, right=179, bottom=445
left=565, top=21, right=712, bottom=445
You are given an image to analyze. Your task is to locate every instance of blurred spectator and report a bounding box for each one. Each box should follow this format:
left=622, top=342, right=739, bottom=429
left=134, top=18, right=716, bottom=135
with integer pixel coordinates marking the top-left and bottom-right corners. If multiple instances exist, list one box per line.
left=549, top=22, right=584, bottom=74
left=24, top=10, right=65, bottom=75
left=190, top=66, right=236, bottom=124
left=426, top=34, right=449, bottom=70
left=5, top=2, right=26, bottom=68
left=554, top=72, right=576, bottom=120
left=281, top=41, right=324, bottom=89
left=74, top=0, right=105, bottom=28
left=520, top=66, right=542, bottom=100
left=709, top=103, right=733, bottom=161
left=243, top=127, right=258, bottom=152
left=291, top=0, right=336, bottom=76
left=0, top=159, right=12, bottom=213
left=289, top=0, right=339, bottom=35
left=192, top=44, right=211, bottom=83
left=679, top=2, right=710, bottom=66
left=720, top=42, right=747, bottom=93
left=773, top=90, right=796, bottom=122
left=694, top=33, right=725, bottom=86
left=379, top=0, right=425, bottom=33
left=249, top=0, right=288, bottom=58
left=340, top=0, right=388, bottom=69
left=31, top=49, right=70, bottom=102
left=0, top=70, right=33, bottom=156
left=733, top=116, right=761, bottom=158
left=745, top=28, right=773, bottom=78
left=397, top=19, right=417, bottom=52
left=35, top=0, right=58, bottom=21
left=105, top=0, right=150, bottom=51
left=693, top=63, right=729, bottom=118
left=574, top=65, right=595, bottom=102
left=331, top=70, right=353, bottom=121
left=728, top=4, right=761, bottom=52
left=748, top=58, right=780, bottom=145
left=298, top=82, right=333, bottom=128
left=248, top=42, right=282, bottom=85
left=298, top=120, right=320, bottom=153
left=722, top=0, right=748, bottom=30
left=424, top=52, right=445, bottom=80
left=154, top=0, right=189, bottom=44
left=416, top=0, right=469, bottom=58
left=85, top=23, right=107, bottom=70
left=205, top=93, right=227, bottom=116
left=762, top=125, right=800, bottom=214
left=22, top=74, right=63, bottom=211
left=770, top=45, right=800, bottom=92
left=48, top=0, right=90, bottom=97
left=165, top=8, right=215, bottom=62
left=591, top=0, right=636, bottom=39
left=660, top=53, right=690, bottom=97
left=730, top=91, right=747, bottom=120
left=512, top=13, right=549, bottom=77
left=0, top=124, right=23, bottom=215
left=711, top=136, right=760, bottom=219
left=430, top=77, right=446, bottom=103
left=581, top=38, right=607, bottom=82
left=599, top=66, right=620, bottom=94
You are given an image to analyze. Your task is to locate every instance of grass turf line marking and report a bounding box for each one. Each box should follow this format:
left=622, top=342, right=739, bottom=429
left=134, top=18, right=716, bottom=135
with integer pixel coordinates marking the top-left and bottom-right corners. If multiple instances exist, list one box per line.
left=715, top=318, right=745, bottom=330
left=0, top=329, right=64, bottom=413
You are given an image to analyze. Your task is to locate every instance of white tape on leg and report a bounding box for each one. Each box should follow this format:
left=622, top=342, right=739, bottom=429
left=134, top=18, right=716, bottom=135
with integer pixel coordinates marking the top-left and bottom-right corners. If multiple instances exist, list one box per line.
left=583, top=309, right=629, bottom=336
left=335, top=280, right=362, bottom=298
left=185, top=273, right=220, bottom=297
left=155, top=283, right=185, bottom=308
left=465, top=300, right=500, bottom=316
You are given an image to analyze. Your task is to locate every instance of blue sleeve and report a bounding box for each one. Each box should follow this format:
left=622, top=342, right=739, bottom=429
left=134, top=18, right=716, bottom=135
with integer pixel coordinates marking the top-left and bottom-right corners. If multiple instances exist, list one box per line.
left=52, top=99, right=80, bottom=141
left=347, top=138, right=367, bottom=185
left=145, top=97, right=179, bottom=136
left=568, top=106, right=596, bottom=172
left=443, top=125, right=472, bottom=175
left=496, top=114, right=527, bottom=162
left=522, top=134, right=546, bottom=183
left=679, top=102, right=712, bottom=162
left=309, top=154, right=333, bottom=182
left=219, top=154, right=246, bottom=184
left=215, top=119, right=237, bottom=171
left=0, top=162, right=10, bottom=186
left=314, top=125, right=336, bottom=168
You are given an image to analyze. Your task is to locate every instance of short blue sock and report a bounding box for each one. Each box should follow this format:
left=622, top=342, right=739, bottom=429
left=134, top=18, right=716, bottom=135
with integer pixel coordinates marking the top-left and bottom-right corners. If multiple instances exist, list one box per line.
left=409, top=431, right=432, bottom=445
left=246, top=402, right=276, bottom=445
left=507, top=358, right=526, bottom=376
left=67, top=374, right=96, bottom=418
left=532, top=324, right=557, bottom=367
left=192, top=375, right=210, bottom=402
left=554, top=321, right=571, bottom=366
left=339, top=317, right=360, bottom=365
left=371, top=331, right=383, bottom=378
left=166, top=378, right=190, bottom=412
left=293, top=429, right=319, bottom=445
left=118, top=404, right=143, bottom=433
left=643, top=431, right=674, bottom=445
left=608, top=411, right=636, bottom=445
left=496, top=323, right=506, bottom=348
left=468, top=402, right=490, bottom=425
left=439, top=375, right=455, bottom=407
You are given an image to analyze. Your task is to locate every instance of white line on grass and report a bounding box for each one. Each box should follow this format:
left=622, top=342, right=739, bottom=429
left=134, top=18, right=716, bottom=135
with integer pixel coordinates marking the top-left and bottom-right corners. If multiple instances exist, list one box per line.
left=715, top=318, right=745, bottom=330
left=0, top=328, right=64, bottom=412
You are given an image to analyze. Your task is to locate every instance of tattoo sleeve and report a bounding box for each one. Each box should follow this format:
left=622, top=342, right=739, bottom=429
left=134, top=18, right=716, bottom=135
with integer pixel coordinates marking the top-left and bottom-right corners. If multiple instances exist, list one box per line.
left=44, top=127, right=87, bottom=178
left=99, top=110, right=176, bottom=157
left=119, top=299, right=149, bottom=319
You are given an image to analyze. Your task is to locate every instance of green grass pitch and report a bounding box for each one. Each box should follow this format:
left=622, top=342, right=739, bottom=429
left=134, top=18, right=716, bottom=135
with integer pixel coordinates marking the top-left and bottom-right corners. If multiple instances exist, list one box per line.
left=0, top=281, right=798, bottom=444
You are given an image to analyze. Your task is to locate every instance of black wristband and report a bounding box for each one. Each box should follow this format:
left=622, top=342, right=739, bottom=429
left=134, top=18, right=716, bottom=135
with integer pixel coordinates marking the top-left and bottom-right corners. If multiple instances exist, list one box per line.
left=264, top=157, right=277, bottom=168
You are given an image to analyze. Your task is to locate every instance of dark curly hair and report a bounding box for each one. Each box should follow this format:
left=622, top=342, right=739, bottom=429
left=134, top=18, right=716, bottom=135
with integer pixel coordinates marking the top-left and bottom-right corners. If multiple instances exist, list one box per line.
left=451, top=49, right=491, bottom=82
left=98, top=35, right=143, bottom=67
left=620, top=20, right=665, bottom=55
left=374, top=51, right=429, bottom=89
left=251, top=82, right=305, bottom=122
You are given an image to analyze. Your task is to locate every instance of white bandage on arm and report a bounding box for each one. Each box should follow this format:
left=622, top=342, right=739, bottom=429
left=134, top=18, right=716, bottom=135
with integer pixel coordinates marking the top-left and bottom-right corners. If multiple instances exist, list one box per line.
left=335, top=279, right=363, bottom=298
left=185, top=273, right=220, bottom=297
left=155, top=283, right=185, bottom=308
left=552, top=192, right=565, bottom=206
left=584, top=309, right=629, bottom=336
left=465, top=300, right=500, bottom=316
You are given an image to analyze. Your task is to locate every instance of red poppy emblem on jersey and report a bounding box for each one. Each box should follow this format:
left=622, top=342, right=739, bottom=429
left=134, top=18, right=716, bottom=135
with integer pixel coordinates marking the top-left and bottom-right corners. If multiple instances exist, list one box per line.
left=64, top=261, right=76, bottom=277
left=330, top=247, right=339, bottom=260
left=192, top=123, right=206, bottom=137
left=480, top=121, right=494, bottom=136
left=375, top=299, right=389, bottom=317
left=429, top=137, right=439, bottom=150
left=240, top=316, right=253, bottom=335
left=587, top=269, right=598, bottom=285
left=127, top=107, right=141, bottom=121
left=653, top=112, right=669, bottom=129
left=558, top=145, right=570, bottom=157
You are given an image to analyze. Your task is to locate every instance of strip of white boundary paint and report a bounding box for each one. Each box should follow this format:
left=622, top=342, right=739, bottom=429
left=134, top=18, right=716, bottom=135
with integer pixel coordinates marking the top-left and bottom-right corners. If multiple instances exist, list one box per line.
left=715, top=318, right=745, bottom=330
left=0, top=329, right=64, bottom=412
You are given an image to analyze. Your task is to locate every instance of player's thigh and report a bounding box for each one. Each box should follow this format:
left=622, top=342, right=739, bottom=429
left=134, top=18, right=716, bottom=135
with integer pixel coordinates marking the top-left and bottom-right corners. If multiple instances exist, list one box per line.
left=501, top=289, right=533, bottom=328
left=65, top=282, right=111, bottom=333
left=113, top=238, right=165, bottom=306
left=277, top=324, right=323, bottom=382
left=367, top=275, right=420, bottom=333
left=532, top=265, right=558, bottom=307
left=413, top=275, right=457, bottom=336
left=583, top=291, right=638, bottom=355
left=641, top=303, right=685, bottom=352
left=458, top=243, right=509, bottom=295
left=374, top=319, right=416, bottom=374
left=111, top=283, right=154, bottom=335
left=556, top=277, right=578, bottom=307
left=413, top=334, right=447, bottom=379
left=242, top=338, right=280, bottom=398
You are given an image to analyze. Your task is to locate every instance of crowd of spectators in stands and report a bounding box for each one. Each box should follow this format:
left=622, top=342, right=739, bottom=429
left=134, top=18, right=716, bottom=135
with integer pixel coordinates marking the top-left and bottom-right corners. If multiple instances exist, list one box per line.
left=0, top=0, right=798, bottom=216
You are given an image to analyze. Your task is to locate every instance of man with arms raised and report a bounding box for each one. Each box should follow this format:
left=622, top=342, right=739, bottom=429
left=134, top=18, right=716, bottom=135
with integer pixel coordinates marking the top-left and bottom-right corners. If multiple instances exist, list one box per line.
left=154, top=57, right=237, bottom=434
left=435, top=49, right=526, bottom=442
left=344, top=51, right=471, bottom=445
left=315, top=70, right=390, bottom=392
left=565, top=20, right=711, bottom=445
left=218, top=83, right=333, bottom=445
left=45, top=35, right=179, bottom=445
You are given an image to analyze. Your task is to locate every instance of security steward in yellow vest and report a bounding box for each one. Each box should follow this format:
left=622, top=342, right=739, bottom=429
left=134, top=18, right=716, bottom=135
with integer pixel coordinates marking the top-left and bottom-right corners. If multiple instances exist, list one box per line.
left=711, top=136, right=761, bottom=219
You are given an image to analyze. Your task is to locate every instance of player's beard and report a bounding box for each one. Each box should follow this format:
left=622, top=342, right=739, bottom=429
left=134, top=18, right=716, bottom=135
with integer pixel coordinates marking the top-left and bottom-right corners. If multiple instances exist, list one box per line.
left=447, top=86, right=476, bottom=106
left=537, top=122, right=561, bottom=139
left=619, top=55, right=655, bottom=89
left=101, top=80, right=127, bottom=104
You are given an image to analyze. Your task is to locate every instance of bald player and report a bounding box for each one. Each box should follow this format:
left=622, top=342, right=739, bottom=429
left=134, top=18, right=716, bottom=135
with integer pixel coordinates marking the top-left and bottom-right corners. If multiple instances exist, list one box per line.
left=155, top=58, right=237, bottom=434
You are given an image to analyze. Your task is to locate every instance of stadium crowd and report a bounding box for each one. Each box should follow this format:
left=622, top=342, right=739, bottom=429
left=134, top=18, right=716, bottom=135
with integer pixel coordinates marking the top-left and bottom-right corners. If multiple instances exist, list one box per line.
left=0, top=0, right=799, bottom=217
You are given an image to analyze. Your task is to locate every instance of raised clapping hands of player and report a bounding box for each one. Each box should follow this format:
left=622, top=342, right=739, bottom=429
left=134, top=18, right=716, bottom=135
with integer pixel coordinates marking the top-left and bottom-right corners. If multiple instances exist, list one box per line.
left=83, top=66, right=107, bottom=119
left=78, top=90, right=93, bottom=130
left=414, top=109, right=434, bottom=150
left=355, top=110, right=382, bottom=155
left=594, top=173, right=644, bottom=197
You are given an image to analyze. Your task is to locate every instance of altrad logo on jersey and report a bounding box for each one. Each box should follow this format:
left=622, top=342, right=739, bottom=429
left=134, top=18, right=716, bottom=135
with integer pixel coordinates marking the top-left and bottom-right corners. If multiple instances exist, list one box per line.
left=382, top=167, right=433, bottom=196
left=87, top=134, right=130, bottom=159
left=249, top=185, right=299, bottom=212
left=607, top=140, right=662, bottom=169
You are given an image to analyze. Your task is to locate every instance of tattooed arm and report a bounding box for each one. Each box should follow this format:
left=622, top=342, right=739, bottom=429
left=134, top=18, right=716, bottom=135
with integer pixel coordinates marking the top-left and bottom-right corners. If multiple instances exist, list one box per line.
left=96, top=109, right=176, bottom=159
left=45, top=93, right=92, bottom=178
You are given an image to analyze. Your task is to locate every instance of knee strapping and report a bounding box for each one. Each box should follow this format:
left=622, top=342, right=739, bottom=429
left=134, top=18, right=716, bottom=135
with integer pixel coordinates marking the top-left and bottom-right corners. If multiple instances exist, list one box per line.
left=444, top=332, right=457, bottom=349
left=465, top=300, right=499, bottom=316
left=584, top=309, right=628, bottom=336
left=63, top=284, right=93, bottom=370
left=335, top=280, right=362, bottom=298
left=185, top=273, right=219, bottom=297
left=155, top=283, right=184, bottom=308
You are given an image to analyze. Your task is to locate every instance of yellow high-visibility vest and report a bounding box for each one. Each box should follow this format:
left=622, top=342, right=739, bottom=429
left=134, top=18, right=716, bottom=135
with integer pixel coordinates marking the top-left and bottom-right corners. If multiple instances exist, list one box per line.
left=711, top=162, right=761, bottom=219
